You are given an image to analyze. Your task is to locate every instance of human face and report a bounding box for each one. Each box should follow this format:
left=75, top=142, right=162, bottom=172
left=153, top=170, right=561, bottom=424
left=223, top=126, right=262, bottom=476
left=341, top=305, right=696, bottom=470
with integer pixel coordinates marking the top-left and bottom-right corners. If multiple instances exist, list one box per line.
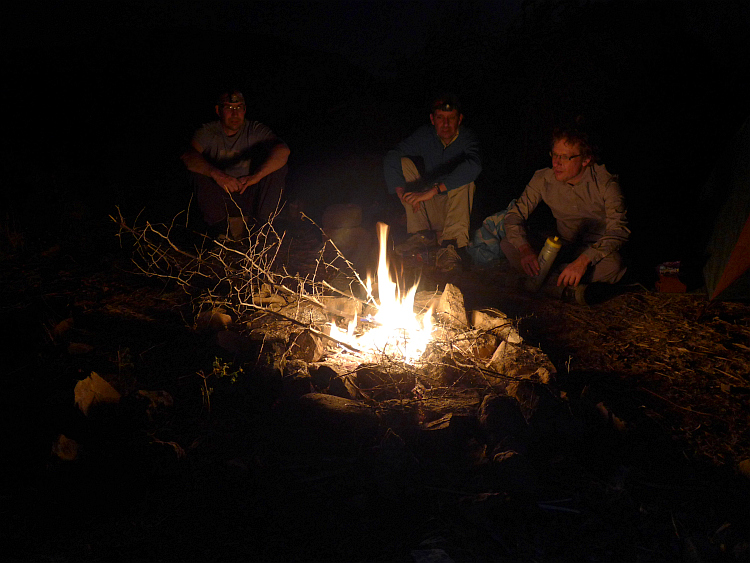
left=216, top=102, right=246, bottom=135
left=430, top=109, right=463, bottom=143
left=550, top=138, right=591, bottom=184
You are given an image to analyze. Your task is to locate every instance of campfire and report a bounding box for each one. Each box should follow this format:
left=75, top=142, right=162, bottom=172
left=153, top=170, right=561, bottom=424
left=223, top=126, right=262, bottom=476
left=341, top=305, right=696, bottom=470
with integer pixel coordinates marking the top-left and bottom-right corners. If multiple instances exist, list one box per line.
left=328, top=222, right=434, bottom=363
left=116, top=208, right=558, bottom=406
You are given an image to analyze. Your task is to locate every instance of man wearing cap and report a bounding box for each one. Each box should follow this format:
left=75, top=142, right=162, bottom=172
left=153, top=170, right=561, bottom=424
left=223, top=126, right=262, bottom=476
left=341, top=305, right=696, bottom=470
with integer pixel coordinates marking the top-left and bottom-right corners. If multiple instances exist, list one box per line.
left=383, top=93, right=482, bottom=271
left=181, top=90, right=290, bottom=239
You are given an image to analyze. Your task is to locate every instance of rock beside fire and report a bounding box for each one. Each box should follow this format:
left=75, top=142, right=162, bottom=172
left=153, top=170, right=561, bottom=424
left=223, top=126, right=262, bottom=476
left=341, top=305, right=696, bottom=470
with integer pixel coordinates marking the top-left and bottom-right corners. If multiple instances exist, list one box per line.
left=51, top=434, right=80, bottom=461
left=436, top=283, right=468, bottom=328
left=325, top=226, right=370, bottom=257
left=505, top=379, right=558, bottom=423
left=472, top=309, right=522, bottom=344
left=196, top=308, right=232, bottom=331
left=487, top=341, right=556, bottom=382
left=282, top=360, right=315, bottom=399
left=295, top=392, right=380, bottom=452
left=328, top=373, right=361, bottom=400
left=357, top=364, right=415, bottom=397
left=74, top=372, right=121, bottom=416
left=288, top=330, right=326, bottom=363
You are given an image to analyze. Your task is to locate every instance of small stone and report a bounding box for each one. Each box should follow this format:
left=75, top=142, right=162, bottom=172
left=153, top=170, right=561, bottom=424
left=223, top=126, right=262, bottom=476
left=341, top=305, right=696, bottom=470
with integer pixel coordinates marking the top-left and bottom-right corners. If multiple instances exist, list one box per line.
left=309, top=363, right=339, bottom=391
left=477, top=394, right=527, bottom=444
left=51, top=434, right=79, bottom=461
left=196, top=308, right=232, bottom=331
left=473, top=332, right=498, bottom=359
left=53, top=317, right=74, bottom=339
left=355, top=364, right=415, bottom=400
left=288, top=330, right=325, bottom=363
left=74, top=372, right=121, bottom=416
left=472, top=309, right=522, bottom=343
left=282, top=360, right=314, bottom=398
left=328, top=374, right=360, bottom=400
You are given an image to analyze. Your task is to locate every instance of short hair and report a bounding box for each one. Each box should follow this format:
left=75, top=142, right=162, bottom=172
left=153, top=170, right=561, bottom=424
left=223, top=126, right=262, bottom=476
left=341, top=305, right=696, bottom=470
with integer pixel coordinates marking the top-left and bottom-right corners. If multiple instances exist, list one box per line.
left=429, top=92, right=462, bottom=115
left=551, top=118, right=599, bottom=162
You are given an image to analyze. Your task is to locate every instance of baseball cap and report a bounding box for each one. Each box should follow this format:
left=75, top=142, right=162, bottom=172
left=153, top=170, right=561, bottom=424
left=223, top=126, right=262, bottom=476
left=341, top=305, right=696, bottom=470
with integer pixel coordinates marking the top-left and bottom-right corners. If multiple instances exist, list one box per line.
left=218, top=91, right=245, bottom=105
left=430, top=93, right=461, bottom=114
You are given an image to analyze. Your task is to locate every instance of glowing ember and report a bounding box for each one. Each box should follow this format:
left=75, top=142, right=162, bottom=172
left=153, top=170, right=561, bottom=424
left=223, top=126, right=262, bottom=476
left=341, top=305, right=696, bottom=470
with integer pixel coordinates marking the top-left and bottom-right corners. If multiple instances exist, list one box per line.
left=329, top=222, right=434, bottom=362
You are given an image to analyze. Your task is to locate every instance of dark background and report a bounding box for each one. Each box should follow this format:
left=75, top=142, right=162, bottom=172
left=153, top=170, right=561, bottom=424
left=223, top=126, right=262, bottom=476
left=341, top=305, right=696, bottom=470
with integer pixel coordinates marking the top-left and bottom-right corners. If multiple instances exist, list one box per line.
left=5, top=0, right=750, bottom=286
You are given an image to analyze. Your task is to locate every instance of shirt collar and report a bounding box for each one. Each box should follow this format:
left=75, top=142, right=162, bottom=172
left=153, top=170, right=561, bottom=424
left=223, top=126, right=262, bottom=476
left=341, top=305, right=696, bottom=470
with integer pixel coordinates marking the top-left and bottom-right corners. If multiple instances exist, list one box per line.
left=439, top=130, right=460, bottom=148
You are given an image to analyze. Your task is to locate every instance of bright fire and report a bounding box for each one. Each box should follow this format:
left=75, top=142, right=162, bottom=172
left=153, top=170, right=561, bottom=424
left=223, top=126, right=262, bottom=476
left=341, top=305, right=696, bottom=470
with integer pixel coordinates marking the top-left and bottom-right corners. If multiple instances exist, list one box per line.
left=329, top=222, right=434, bottom=362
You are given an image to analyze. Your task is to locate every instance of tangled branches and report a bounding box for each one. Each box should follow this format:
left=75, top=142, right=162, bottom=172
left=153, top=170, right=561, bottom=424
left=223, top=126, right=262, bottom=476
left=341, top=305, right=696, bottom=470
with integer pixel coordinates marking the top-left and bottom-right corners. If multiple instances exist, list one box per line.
left=111, top=206, right=374, bottom=327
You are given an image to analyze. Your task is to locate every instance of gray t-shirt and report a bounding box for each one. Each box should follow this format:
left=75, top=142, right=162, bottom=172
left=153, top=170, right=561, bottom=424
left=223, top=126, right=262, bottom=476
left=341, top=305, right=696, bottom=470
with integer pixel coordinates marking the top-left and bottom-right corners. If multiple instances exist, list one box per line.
left=193, top=120, right=285, bottom=178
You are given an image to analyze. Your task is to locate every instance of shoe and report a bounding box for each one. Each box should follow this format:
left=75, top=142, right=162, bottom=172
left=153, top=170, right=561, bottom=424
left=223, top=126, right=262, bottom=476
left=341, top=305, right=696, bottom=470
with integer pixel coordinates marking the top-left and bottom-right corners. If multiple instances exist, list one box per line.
left=395, top=230, right=436, bottom=256
left=228, top=216, right=250, bottom=241
left=560, top=284, right=588, bottom=304
left=435, top=244, right=462, bottom=272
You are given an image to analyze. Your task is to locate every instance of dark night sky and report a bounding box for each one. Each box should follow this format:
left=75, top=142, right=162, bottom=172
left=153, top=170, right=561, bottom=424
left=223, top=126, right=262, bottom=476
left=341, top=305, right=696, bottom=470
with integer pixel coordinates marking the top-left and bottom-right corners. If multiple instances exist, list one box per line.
left=5, top=0, right=750, bottom=280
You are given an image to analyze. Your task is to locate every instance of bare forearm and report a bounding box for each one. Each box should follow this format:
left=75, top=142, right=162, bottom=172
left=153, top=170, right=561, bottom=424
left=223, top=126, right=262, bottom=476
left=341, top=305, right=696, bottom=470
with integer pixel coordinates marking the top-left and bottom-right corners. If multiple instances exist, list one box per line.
left=181, top=148, right=245, bottom=193
left=247, top=144, right=290, bottom=183
left=181, top=149, right=220, bottom=180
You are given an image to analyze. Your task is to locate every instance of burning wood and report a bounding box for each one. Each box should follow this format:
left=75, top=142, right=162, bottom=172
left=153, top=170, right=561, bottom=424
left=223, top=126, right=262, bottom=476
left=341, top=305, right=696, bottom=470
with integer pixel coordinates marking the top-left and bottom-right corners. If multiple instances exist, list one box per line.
left=117, top=208, right=558, bottom=413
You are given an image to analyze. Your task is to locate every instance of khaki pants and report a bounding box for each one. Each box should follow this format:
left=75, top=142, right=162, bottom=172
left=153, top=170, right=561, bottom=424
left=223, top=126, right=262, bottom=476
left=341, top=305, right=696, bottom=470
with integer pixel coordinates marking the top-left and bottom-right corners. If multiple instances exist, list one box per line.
left=400, top=157, right=475, bottom=248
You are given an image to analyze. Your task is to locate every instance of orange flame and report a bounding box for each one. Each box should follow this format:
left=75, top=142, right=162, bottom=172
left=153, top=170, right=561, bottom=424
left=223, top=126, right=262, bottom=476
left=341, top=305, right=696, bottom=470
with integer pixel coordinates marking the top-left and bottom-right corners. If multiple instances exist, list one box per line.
left=329, top=222, right=433, bottom=362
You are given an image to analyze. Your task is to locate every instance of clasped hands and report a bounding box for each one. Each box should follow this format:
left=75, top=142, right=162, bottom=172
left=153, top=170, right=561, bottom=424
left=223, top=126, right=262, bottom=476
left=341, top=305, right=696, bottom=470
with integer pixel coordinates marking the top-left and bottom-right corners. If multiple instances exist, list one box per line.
left=396, top=184, right=441, bottom=213
left=519, top=243, right=591, bottom=287
left=212, top=170, right=259, bottom=194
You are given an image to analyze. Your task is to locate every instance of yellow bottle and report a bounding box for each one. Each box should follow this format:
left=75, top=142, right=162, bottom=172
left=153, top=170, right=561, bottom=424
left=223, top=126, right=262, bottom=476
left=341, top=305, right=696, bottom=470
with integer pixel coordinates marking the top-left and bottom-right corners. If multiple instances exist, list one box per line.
left=529, top=236, right=562, bottom=291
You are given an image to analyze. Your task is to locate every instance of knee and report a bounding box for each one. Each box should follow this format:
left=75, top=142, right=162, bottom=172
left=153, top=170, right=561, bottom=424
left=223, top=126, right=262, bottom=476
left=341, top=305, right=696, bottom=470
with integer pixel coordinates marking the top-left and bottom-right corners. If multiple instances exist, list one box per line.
left=592, top=252, right=627, bottom=284
left=500, top=238, right=523, bottom=271
left=401, top=157, right=422, bottom=183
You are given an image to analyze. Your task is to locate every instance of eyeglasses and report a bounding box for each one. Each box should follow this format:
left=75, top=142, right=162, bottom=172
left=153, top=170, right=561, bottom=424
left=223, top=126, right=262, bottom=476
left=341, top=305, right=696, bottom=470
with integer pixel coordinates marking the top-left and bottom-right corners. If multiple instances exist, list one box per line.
left=549, top=152, right=581, bottom=163
left=222, top=104, right=245, bottom=112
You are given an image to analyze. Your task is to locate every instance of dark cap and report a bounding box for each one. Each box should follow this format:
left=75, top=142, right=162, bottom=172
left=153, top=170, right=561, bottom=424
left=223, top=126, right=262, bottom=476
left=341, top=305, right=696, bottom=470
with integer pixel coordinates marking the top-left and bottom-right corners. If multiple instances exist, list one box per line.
left=430, top=93, right=461, bottom=114
left=218, top=91, right=245, bottom=105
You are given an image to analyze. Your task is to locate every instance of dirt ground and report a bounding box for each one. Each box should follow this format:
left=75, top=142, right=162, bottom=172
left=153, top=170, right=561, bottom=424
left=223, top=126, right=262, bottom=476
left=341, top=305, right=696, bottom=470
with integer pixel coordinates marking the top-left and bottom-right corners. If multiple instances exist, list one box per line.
left=2, top=215, right=750, bottom=562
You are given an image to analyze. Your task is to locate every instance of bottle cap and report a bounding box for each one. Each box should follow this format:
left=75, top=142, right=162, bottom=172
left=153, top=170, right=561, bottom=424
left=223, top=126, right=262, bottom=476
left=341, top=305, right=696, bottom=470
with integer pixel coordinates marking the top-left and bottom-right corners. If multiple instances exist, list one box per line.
left=546, top=236, right=562, bottom=248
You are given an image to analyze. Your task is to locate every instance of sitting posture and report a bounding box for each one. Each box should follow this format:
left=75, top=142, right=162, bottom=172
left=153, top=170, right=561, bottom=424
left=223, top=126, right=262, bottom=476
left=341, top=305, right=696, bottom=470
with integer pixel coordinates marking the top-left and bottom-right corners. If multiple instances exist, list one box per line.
left=181, top=89, right=290, bottom=239
left=501, top=125, right=630, bottom=287
left=383, top=93, right=482, bottom=271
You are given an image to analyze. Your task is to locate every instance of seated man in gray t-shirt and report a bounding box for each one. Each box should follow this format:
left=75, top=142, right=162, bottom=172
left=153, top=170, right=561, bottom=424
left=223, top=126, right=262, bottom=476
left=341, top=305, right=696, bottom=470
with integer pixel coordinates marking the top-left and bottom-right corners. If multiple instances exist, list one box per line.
left=181, top=90, right=290, bottom=239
